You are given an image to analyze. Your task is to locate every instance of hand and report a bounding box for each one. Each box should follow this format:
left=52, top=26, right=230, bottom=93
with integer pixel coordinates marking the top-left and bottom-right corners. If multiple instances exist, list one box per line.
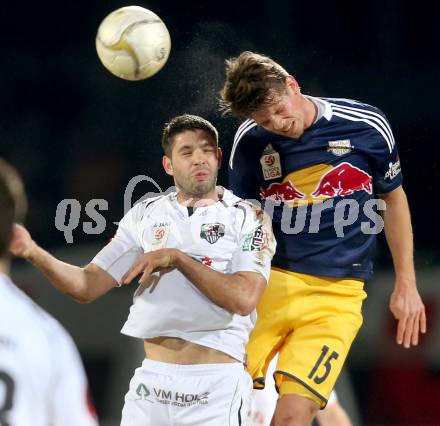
left=389, top=282, right=427, bottom=348
left=121, top=249, right=176, bottom=286
left=9, top=223, right=36, bottom=259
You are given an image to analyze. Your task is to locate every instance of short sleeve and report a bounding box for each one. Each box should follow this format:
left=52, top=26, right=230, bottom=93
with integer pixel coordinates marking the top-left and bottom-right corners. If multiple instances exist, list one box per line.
left=230, top=203, right=276, bottom=282
left=367, top=112, right=403, bottom=194
left=91, top=205, right=143, bottom=283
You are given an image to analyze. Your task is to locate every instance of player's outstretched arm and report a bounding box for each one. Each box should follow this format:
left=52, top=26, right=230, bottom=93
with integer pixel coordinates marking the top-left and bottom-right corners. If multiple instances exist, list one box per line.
left=381, top=186, right=427, bottom=347
left=9, top=224, right=117, bottom=303
left=121, top=248, right=266, bottom=316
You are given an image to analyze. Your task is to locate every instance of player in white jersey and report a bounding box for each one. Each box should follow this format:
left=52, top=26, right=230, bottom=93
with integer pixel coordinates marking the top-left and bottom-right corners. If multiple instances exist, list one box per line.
left=9, top=115, right=276, bottom=426
left=0, top=159, right=98, bottom=426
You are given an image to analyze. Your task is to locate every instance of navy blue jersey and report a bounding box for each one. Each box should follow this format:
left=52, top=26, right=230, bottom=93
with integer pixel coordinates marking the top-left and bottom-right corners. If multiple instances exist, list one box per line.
left=228, top=96, right=402, bottom=280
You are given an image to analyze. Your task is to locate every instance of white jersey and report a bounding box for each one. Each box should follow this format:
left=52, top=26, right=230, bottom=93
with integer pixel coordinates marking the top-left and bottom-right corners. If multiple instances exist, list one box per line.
left=0, top=273, right=98, bottom=426
left=92, top=187, right=275, bottom=362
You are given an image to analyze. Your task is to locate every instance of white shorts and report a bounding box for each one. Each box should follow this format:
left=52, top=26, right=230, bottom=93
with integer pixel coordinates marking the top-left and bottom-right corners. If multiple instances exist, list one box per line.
left=121, top=358, right=253, bottom=426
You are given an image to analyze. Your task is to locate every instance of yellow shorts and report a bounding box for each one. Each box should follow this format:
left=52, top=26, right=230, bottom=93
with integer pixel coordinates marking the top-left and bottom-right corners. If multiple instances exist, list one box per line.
left=246, top=268, right=367, bottom=408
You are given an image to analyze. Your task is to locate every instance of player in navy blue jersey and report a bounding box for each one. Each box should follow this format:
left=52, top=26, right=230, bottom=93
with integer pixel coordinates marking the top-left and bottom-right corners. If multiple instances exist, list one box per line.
left=220, top=51, right=426, bottom=426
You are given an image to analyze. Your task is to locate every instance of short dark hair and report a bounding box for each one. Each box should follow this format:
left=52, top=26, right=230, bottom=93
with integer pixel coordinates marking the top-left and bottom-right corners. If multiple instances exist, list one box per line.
left=161, top=114, right=219, bottom=156
left=0, top=159, right=27, bottom=257
left=219, top=51, right=289, bottom=118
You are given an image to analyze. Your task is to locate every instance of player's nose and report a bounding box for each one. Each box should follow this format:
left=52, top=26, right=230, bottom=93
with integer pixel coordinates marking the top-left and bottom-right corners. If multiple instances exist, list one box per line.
left=192, top=149, right=208, bottom=165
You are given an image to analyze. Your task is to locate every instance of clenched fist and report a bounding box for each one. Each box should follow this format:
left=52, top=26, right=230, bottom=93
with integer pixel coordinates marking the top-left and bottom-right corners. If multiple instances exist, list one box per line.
left=9, top=224, right=36, bottom=259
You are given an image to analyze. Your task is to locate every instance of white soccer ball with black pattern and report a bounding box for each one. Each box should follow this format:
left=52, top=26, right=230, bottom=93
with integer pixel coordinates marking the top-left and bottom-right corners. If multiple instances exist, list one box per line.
left=96, top=6, right=171, bottom=81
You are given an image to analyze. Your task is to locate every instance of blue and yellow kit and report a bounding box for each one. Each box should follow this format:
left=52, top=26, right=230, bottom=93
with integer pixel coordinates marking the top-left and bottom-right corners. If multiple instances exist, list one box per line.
left=228, top=96, right=402, bottom=406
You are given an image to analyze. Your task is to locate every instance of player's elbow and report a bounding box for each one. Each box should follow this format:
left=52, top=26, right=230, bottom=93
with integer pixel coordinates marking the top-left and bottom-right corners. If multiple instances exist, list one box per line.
left=71, top=281, right=96, bottom=304
left=74, top=296, right=89, bottom=304
left=232, top=298, right=257, bottom=316
left=235, top=305, right=254, bottom=316
left=72, top=292, right=94, bottom=304
left=229, top=274, right=265, bottom=316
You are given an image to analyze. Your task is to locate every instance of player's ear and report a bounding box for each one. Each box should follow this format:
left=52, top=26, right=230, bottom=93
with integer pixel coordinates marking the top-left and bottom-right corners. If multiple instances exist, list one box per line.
left=162, top=155, right=174, bottom=176
left=286, top=75, right=300, bottom=94
left=217, top=148, right=223, bottom=169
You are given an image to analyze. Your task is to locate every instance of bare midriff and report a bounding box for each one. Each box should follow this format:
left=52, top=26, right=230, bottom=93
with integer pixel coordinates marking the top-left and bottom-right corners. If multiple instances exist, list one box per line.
left=144, top=337, right=237, bottom=364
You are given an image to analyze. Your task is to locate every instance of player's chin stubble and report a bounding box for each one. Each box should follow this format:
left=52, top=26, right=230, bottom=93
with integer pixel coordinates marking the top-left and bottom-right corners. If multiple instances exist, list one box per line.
left=176, top=174, right=217, bottom=200
left=191, top=175, right=217, bottom=198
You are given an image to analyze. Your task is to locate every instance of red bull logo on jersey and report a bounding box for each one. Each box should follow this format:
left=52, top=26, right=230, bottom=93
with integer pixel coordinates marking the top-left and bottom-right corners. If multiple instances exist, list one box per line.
left=260, top=162, right=372, bottom=207
left=259, top=162, right=383, bottom=237
left=260, top=181, right=305, bottom=202
left=311, top=162, right=372, bottom=198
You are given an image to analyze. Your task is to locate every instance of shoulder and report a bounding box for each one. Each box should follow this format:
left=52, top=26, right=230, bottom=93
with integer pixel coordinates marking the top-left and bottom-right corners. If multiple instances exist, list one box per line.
left=223, top=189, right=268, bottom=226
left=16, top=295, right=70, bottom=342
left=2, top=282, right=68, bottom=342
left=138, top=193, right=168, bottom=211
left=124, top=193, right=171, bottom=223
left=233, top=198, right=261, bottom=213
left=233, top=119, right=259, bottom=141
left=322, top=97, right=389, bottom=121
left=222, top=188, right=259, bottom=211
left=322, top=97, right=395, bottom=152
left=323, top=97, right=383, bottom=113
left=0, top=279, right=46, bottom=326
left=229, top=120, right=270, bottom=170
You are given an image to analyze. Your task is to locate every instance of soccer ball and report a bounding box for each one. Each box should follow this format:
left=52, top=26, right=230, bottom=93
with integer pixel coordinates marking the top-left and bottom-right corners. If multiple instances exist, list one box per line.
left=96, top=6, right=171, bottom=81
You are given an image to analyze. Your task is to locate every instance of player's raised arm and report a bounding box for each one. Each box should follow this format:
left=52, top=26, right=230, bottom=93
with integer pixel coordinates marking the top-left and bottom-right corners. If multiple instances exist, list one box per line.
left=9, top=223, right=117, bottom=303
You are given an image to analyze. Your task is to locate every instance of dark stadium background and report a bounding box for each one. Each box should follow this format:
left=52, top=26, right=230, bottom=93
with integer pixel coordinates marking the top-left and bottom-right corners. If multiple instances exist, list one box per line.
left=1, top=1, right=439, bottom=425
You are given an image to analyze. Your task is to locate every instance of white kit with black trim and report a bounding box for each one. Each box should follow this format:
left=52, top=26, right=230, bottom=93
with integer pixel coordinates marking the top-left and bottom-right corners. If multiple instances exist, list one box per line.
left=92, top=187, right=275, bottom=362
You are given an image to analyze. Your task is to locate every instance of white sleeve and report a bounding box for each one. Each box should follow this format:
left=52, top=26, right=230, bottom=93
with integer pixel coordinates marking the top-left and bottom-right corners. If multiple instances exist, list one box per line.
left=91, top=205, right=144, bottom=284
left=231, top=204, right=276, bottom=282
left=49, top=323, right=98, bottom=426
